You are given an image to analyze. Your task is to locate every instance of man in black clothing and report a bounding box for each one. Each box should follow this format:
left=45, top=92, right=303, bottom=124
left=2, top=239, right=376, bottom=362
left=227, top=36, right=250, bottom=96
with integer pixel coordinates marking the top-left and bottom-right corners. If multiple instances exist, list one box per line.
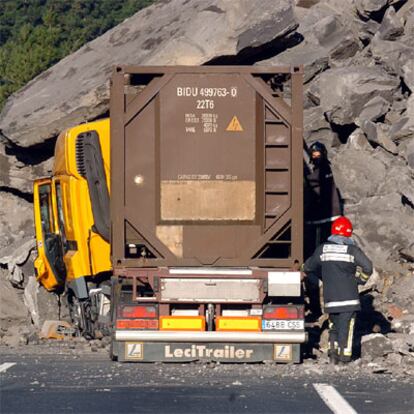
left=304, top=141, right=343, bottom=256
left=304, top=141, right=343, bottom=320
left=303, top=216, right=373, bottom=364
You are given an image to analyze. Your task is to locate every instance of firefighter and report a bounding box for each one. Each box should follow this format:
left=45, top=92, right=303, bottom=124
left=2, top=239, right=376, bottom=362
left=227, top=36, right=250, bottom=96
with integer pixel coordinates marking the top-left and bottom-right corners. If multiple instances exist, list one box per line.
left=303, top=216, right=373, bottom=364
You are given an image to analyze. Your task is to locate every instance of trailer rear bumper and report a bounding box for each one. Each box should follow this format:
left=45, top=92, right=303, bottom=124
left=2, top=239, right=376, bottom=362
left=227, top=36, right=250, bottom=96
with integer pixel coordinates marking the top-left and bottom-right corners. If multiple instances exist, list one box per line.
left=115, top=330, right=307, bottom=343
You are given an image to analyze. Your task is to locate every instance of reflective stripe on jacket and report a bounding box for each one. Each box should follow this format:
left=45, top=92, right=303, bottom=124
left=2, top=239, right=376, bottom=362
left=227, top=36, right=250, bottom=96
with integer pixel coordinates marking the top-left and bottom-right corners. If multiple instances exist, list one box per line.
left=304, top=239, right=373, bottom=313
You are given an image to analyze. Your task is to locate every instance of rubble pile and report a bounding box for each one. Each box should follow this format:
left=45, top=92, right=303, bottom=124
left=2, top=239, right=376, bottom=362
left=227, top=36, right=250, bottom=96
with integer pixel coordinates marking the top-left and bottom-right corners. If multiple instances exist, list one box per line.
left=0, top=0, right=413, bottom=369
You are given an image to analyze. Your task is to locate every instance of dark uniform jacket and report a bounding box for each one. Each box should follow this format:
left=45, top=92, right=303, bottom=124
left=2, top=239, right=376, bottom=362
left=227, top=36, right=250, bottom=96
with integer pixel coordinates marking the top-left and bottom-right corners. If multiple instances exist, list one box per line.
left=305, top=159, right=342, bottom=223
left=304, top=236, right=373, bottom=313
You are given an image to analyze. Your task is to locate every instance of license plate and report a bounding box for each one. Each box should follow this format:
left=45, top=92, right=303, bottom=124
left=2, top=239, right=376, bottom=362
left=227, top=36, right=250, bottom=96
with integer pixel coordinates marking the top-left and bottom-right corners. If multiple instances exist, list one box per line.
left=262, top=320, right=304, bottom=330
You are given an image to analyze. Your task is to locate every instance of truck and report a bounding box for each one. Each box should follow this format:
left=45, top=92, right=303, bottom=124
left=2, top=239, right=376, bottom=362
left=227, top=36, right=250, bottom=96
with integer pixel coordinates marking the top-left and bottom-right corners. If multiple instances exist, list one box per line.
left=33, top=66, right=306, bottom=362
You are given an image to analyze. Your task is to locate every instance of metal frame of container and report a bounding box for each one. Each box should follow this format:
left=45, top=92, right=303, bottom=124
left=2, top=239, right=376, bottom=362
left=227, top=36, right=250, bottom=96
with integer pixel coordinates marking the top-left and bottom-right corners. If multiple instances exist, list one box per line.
left=110, top=66, right=303, bottom=273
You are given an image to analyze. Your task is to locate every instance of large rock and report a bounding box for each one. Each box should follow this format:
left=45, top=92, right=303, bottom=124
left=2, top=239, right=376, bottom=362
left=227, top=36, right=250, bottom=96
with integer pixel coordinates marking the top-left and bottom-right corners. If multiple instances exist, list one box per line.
left=332, top=146, right=414, bottom=269
left=0, top=269, right=28, bottom=323
left=402, top=59, right=414, bottom=91
left=0, top=0, right=298, bottom=147
left=354, top=0, right=389, bottom=20
left=369, top=35, right=414, bottom=76
left=0, top=193, right=33, bottom=255
left=377, top=6, right=404, bottom=40
left=24, top=276, right=67, bottom=328
left=303, top=106, right=340, bottom=147
left=361, top=334, right=393, bottom=360
left=258, top=4, right=361, bottom=82
left=0, top=141, right=53, bottom=193
left=308, top=65, right=399, bottom=125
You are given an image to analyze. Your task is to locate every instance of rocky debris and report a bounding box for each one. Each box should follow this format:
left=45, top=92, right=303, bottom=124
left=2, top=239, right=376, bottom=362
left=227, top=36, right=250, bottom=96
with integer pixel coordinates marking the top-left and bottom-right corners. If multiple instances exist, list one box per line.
left=39, top=320, right=75, bottom=340
left=0, top=193, right=33, bottom=255
left=303, top=106, right=340, bottom=147
left=402, top=59, right=414, bottom=91
left=355, top=0, right=389, bottom=20
left=377, top=6, right=405, bottom=40
left=258, top=4, right=362, bottom=82
left=361, top=333, right=393, bottom=359
left=356, top=96, right=391, bottom=124
left=0, top=141, right=53, bottom=194
left=0, top=0, right=298, bottom=148
left=308, top=65, right=399, bottom=125
left=24, top=276, right=67, bottom=328
left=0, top=238, right=35, bottom=286
left=0, top=269, right=28, bottom=323
left=369, top=36, right=414, bottom=77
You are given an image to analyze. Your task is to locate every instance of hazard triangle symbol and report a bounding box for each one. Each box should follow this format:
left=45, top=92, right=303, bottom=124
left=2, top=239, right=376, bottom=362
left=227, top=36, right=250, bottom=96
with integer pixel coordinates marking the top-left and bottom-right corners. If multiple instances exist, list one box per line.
left=226, top=115, right=243, bottom=132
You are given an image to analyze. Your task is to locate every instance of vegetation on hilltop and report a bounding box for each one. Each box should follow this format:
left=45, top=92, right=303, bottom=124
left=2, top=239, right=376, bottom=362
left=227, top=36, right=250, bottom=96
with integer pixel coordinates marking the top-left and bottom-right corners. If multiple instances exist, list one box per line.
left=0, top=0, right=154, bottom=110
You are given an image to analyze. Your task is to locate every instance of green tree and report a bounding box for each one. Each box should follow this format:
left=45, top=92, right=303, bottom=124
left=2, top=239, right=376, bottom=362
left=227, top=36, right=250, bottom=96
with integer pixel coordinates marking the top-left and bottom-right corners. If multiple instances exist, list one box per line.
left=0, top=0, right=154, bottom=110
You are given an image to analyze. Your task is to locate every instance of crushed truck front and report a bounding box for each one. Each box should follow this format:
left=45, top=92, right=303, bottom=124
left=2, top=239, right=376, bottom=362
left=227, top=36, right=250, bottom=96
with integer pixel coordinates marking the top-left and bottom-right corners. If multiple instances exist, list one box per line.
left=109, top=66, right=305, bottom=363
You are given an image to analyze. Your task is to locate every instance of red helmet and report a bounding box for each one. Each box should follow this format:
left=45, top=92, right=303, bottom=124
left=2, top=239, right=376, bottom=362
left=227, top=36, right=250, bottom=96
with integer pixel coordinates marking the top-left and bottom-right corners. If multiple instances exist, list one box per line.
left=331, top=216, right=353, bottom=237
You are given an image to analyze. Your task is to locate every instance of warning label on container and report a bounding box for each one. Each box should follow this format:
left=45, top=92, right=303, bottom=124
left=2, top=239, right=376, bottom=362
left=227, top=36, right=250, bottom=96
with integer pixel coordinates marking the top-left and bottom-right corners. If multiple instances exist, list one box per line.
left=226, top=116, right=243, bottom=132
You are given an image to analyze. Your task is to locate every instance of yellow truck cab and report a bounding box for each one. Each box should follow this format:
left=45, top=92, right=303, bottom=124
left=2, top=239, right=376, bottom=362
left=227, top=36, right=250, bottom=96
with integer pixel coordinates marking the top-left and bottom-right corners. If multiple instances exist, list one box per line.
left=34, top=119, right=112, bottom=336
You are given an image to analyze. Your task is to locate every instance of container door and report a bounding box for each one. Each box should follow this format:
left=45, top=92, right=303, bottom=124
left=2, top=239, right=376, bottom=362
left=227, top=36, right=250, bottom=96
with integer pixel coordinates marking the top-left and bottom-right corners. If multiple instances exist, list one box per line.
left=33, top=178, right=66, bottom=290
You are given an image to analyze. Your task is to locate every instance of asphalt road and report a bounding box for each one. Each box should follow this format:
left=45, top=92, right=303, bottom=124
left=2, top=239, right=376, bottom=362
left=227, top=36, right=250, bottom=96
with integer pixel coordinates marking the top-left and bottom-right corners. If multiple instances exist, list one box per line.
left=1, top=346, right=413, bottom=414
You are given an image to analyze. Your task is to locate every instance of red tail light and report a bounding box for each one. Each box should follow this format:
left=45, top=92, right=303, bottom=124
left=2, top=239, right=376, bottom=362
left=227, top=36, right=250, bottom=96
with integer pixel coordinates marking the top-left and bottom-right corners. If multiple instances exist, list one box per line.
left=120, top=305, right=157, bottom=318
left=116, top=319, right=159, bottom=329
left=263, top=306, right=304, bottom=320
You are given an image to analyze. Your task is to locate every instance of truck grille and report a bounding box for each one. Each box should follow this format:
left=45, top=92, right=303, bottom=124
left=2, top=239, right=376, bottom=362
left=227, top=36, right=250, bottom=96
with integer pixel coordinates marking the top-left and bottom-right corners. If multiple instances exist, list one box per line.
left=75, top=133, right=87, bottom=176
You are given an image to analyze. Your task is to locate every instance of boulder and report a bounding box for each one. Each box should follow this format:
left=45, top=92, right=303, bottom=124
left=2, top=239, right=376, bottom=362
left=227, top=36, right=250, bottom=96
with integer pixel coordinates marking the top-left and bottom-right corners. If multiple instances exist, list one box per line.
left=354, top=0, right=389, bottom=20
left=24, top=278, right=67, bottom=329
left=303, top=106, right=340, bottom=147
left=258, top=5, right=361, bottom=82
left=308, top=65, right=399, bottom=125
left=358, top=121, right=398, bottom=153
left=331, top=147, right=387, bottom=201
left=369, top=35, right=414, bottom=76
left=0, top=142, right=53, bottom=193
left=377, top=6, right=404, bottom=40
left=0, top=0, right=298, bottom=147
left=361, top=333, right=393, bottom=359
left=347, top=192, right=414, bottom=269
left=387, top=333, right=414, bottom=355
left=0, top=238, right=36, bottom=286
left=332, top=146, right=414, bottom=269
left=399, top=136, right=414, bottom=169
left=0, top=269, right=28, bottom=323
left=402, top=59, right=414, bottom=91
left=356, top=96, right=390, bottom=124
left=346, top=128, right=372, bottom=151
left=0, top=193, right=33, bottom=256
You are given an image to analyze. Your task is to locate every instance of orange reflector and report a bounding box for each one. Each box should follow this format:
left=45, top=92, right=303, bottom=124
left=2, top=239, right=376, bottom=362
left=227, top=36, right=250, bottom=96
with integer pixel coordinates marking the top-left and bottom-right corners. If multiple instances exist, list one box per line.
left=263, top=306, right=303, bottom=320
left=116, top=319, right=159, bottom=330
left=120, top=305, right=157, bottom=318
left=216, top=317, right=261, bottom=332
left=160, top=316, right=205, bottom=331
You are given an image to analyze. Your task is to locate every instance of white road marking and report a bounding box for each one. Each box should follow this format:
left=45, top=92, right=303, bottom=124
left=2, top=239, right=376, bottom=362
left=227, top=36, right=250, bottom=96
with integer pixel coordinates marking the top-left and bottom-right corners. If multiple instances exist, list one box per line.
left=314, top=383, right=357, bottom=414
left=0, top=362, right=16, bottom=373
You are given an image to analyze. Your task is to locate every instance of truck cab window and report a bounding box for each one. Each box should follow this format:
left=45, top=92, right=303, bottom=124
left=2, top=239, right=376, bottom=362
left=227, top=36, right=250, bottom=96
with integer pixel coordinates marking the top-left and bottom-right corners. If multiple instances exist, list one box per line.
left=55, top=181, right=68, bottom=253
left=38, top=182, right=66, bottom=282
left=39, top=184, right=54, bottom=236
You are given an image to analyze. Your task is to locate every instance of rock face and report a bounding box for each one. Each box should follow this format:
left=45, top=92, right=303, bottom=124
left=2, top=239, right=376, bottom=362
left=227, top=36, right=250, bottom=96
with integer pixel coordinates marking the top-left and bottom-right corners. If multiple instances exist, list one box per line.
left=0, top=0, right=297, bottom=148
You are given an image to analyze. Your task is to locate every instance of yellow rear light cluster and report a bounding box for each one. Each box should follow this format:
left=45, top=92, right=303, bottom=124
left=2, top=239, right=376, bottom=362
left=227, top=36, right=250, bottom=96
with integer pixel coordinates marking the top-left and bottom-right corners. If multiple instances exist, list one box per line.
left=160, top=316, right=205, bottom=331
left=216, top=317, right=262, bottom=332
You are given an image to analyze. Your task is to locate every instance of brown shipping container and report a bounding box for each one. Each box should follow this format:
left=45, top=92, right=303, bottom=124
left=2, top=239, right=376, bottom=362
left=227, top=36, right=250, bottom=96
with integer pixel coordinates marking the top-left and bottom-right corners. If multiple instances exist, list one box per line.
left=110, top=66, right=303, bottom=271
